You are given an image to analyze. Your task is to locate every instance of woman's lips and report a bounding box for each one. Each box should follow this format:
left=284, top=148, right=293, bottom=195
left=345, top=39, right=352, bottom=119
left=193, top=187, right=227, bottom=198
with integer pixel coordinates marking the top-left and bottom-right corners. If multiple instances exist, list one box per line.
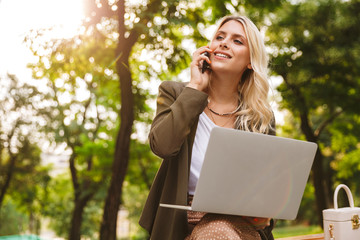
left=214, top=51, right=231, bottom=59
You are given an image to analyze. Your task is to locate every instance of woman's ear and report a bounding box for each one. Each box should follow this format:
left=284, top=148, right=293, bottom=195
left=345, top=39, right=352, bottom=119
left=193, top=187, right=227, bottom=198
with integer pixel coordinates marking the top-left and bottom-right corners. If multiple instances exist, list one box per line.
left=247, top=63, right=252, bottom=69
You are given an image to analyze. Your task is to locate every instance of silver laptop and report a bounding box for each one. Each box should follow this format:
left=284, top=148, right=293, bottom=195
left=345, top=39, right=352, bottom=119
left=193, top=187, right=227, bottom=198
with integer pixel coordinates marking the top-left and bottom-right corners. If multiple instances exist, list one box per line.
left=160, top=127, right=317, bottom=220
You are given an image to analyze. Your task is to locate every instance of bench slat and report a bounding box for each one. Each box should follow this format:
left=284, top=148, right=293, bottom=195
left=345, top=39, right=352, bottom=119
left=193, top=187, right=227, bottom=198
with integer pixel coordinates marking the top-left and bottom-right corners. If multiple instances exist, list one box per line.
left=276, top=233, right=324, bottom=240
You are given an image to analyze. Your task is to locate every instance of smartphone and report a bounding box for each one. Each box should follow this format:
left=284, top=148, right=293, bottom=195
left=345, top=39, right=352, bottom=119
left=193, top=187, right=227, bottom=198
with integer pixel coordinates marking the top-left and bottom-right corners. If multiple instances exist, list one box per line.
left=201, top=52, right=211, bottom=73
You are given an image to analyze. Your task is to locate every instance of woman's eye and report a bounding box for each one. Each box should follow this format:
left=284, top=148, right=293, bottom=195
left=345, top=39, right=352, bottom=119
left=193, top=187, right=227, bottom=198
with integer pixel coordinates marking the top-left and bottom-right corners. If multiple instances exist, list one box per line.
left=234, top=39, right=243, bottom=45
left=216, top=35, right=223, bottom=40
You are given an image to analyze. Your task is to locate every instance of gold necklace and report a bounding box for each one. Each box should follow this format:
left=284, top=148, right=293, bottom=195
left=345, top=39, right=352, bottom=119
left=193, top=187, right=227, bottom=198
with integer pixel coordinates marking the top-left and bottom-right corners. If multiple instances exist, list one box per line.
left=207, top=109, right=235, bottom=128
left=207, top=99, right=241, bottom=116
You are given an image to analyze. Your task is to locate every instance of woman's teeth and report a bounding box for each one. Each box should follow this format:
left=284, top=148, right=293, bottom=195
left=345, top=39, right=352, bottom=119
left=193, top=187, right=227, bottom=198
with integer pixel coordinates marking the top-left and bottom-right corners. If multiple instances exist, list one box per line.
left=215, top=53, right=230, bottom=58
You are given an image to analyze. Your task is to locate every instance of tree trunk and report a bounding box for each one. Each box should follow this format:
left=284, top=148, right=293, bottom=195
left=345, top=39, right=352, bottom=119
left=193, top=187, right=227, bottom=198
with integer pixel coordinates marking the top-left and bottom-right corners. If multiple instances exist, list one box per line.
left=300, top=112, right=328, bottom=227
left=69, top=196, right=91, bottom=240
left=99, top=1, right=137, bottom=239
left=282, top=75, right=328, bottom=227
left=99, top=58, right=134, bottom=239
left=311, top=150, right=327, bottom=226
left=0, top=155, right=16, bottom=209
left=325, top=166, right=334, bottom=207
left=68, top=152, right=95, bottom=240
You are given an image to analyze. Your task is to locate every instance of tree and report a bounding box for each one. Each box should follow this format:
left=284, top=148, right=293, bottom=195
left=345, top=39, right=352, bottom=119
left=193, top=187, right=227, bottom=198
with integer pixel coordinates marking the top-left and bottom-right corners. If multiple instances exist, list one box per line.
left=25, top=26, right=119, bottom=239
left=0, top=74, right=42, bottom=210
left=0, top=74, right=51, bottom=233
left=6, top=138, right=50, bottom=235
left=328, top=113, right=360, bottom=195
left=267, top=0, right=360, bottom=225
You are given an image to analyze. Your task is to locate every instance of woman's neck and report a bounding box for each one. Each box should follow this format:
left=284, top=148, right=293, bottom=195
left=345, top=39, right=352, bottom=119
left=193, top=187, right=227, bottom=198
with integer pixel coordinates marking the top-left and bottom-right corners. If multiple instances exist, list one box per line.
left=207, top=72, right=241, bottom=104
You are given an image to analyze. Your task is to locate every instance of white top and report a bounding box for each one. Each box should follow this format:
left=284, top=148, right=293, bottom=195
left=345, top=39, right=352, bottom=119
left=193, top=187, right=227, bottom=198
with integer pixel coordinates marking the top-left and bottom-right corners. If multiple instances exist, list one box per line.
left=188, top=112, right=215, bottom=195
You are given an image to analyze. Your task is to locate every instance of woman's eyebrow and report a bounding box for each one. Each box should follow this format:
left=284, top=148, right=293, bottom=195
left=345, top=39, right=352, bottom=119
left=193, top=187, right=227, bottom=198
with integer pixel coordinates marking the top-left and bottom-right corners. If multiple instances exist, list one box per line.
left=217, top=30, right=246, bottom=41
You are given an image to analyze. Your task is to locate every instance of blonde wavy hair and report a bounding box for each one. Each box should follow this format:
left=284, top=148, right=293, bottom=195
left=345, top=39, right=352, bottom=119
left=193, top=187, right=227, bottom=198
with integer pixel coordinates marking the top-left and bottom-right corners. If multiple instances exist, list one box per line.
left=213, top=16, right=274, bottom=134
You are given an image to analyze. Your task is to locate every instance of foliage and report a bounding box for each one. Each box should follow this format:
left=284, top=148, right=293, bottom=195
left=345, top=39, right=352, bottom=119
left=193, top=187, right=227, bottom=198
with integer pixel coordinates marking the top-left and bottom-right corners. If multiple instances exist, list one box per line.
left=41, top=173, right=106, bottom=239
left=330, top=115, right=360, bottom=174
left=42, top=174, right=73, bottom=238
left=295, top=182, right=318, bottom=225
left=0, top=74, right=44, bottom=205
left=0, top=74, right=51, bottom=234
left=268, top=0, right=360, bottom=224
left=268, top=0, right=360, bottom=113
left=0, top=199, right=28, bottom=236
left=23, top=4, right=167, bottom=236
left=25, top=24, right=119, bottom=239
left=7, top=140, right=50, bottom=235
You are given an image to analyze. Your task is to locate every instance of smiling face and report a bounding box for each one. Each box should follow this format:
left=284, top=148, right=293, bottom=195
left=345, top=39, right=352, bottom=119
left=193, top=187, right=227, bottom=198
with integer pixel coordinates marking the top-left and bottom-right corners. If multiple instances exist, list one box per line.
left=209, top=20, right=251, bottom=77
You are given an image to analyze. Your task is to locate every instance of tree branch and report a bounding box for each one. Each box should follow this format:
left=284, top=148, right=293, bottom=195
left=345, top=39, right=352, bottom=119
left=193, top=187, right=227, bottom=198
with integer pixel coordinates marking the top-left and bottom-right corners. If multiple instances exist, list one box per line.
left=314, top=109, right=344, bottom=138
left=281, top=74, right=318, bottom=142
left=69, top=153, right=80, bottom=201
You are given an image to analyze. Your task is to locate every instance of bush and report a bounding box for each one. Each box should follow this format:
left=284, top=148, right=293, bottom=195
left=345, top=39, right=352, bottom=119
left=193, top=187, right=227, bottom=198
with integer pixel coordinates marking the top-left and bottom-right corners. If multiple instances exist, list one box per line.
left=0, top=199, right=28, bottom=236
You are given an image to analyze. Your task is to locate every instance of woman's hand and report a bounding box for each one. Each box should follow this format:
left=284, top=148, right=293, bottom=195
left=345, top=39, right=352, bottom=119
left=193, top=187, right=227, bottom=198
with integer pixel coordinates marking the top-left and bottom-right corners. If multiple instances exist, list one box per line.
left=187, top=46, right=212, bottom=92
left=243, top=217, right=271, bottom=230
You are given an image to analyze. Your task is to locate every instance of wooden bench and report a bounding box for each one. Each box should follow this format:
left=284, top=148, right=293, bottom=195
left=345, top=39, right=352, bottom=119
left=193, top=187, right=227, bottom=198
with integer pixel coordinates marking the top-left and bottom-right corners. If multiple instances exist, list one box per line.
left=276, top=233, right=324, bottom=239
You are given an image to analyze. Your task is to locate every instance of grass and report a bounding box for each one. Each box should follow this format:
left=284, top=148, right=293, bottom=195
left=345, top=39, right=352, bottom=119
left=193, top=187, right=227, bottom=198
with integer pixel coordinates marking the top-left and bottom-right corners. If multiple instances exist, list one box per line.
left=272, top=224, right=323, bottom=238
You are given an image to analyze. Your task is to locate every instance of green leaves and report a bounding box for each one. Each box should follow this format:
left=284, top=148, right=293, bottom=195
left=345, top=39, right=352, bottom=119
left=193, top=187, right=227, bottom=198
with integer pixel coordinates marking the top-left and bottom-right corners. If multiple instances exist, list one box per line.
left=268, top=0, right=360, bottom=222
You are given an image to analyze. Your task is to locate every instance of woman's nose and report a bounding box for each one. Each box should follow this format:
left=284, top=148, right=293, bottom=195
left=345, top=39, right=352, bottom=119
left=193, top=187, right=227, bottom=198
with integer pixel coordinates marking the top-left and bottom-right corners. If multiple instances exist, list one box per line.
left=219, top=40, right=229, bottom=49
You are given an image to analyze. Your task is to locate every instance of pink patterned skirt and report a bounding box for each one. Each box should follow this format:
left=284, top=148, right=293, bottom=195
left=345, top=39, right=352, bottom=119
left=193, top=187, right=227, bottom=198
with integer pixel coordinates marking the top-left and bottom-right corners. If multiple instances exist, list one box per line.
left=186, top=195, right=261, bottom=240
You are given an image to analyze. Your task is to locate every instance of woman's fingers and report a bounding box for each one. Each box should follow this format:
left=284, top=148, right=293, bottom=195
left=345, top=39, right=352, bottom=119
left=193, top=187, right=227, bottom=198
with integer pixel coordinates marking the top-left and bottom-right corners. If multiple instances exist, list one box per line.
left=242, top=217, right=271, bottom=229
left=193, top=46, right=212, bottom=73
left=194, top=46, right=212, bottom=62
left=188, top=46, right=213, bottom=91
left=197, top=55, right=211, bottom=69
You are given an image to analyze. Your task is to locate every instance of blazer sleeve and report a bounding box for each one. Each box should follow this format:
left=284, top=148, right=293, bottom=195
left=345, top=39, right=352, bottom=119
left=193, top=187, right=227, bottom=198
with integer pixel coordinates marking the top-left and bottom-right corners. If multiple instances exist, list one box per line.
left=148, top=81, right=208, bottom=158
left=268, top=114, right=276, bottom=136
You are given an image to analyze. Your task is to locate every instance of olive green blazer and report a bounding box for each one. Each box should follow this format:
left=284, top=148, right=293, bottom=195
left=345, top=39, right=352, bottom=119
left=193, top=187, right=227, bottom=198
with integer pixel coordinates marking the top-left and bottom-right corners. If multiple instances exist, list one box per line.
left=139, top=81, right=208, bottom=240
left=139, top=81, right=275, bottom=240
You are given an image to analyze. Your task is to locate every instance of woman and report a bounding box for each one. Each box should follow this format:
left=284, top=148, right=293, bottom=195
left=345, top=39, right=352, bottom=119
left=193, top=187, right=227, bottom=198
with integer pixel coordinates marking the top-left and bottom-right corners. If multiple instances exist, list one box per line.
left=139, top=15, right=276, bottom=240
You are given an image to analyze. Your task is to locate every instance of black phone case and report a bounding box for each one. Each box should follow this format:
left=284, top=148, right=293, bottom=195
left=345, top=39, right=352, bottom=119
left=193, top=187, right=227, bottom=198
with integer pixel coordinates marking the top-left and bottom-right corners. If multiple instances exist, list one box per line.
left=202, top=52, right=211, bottom=73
